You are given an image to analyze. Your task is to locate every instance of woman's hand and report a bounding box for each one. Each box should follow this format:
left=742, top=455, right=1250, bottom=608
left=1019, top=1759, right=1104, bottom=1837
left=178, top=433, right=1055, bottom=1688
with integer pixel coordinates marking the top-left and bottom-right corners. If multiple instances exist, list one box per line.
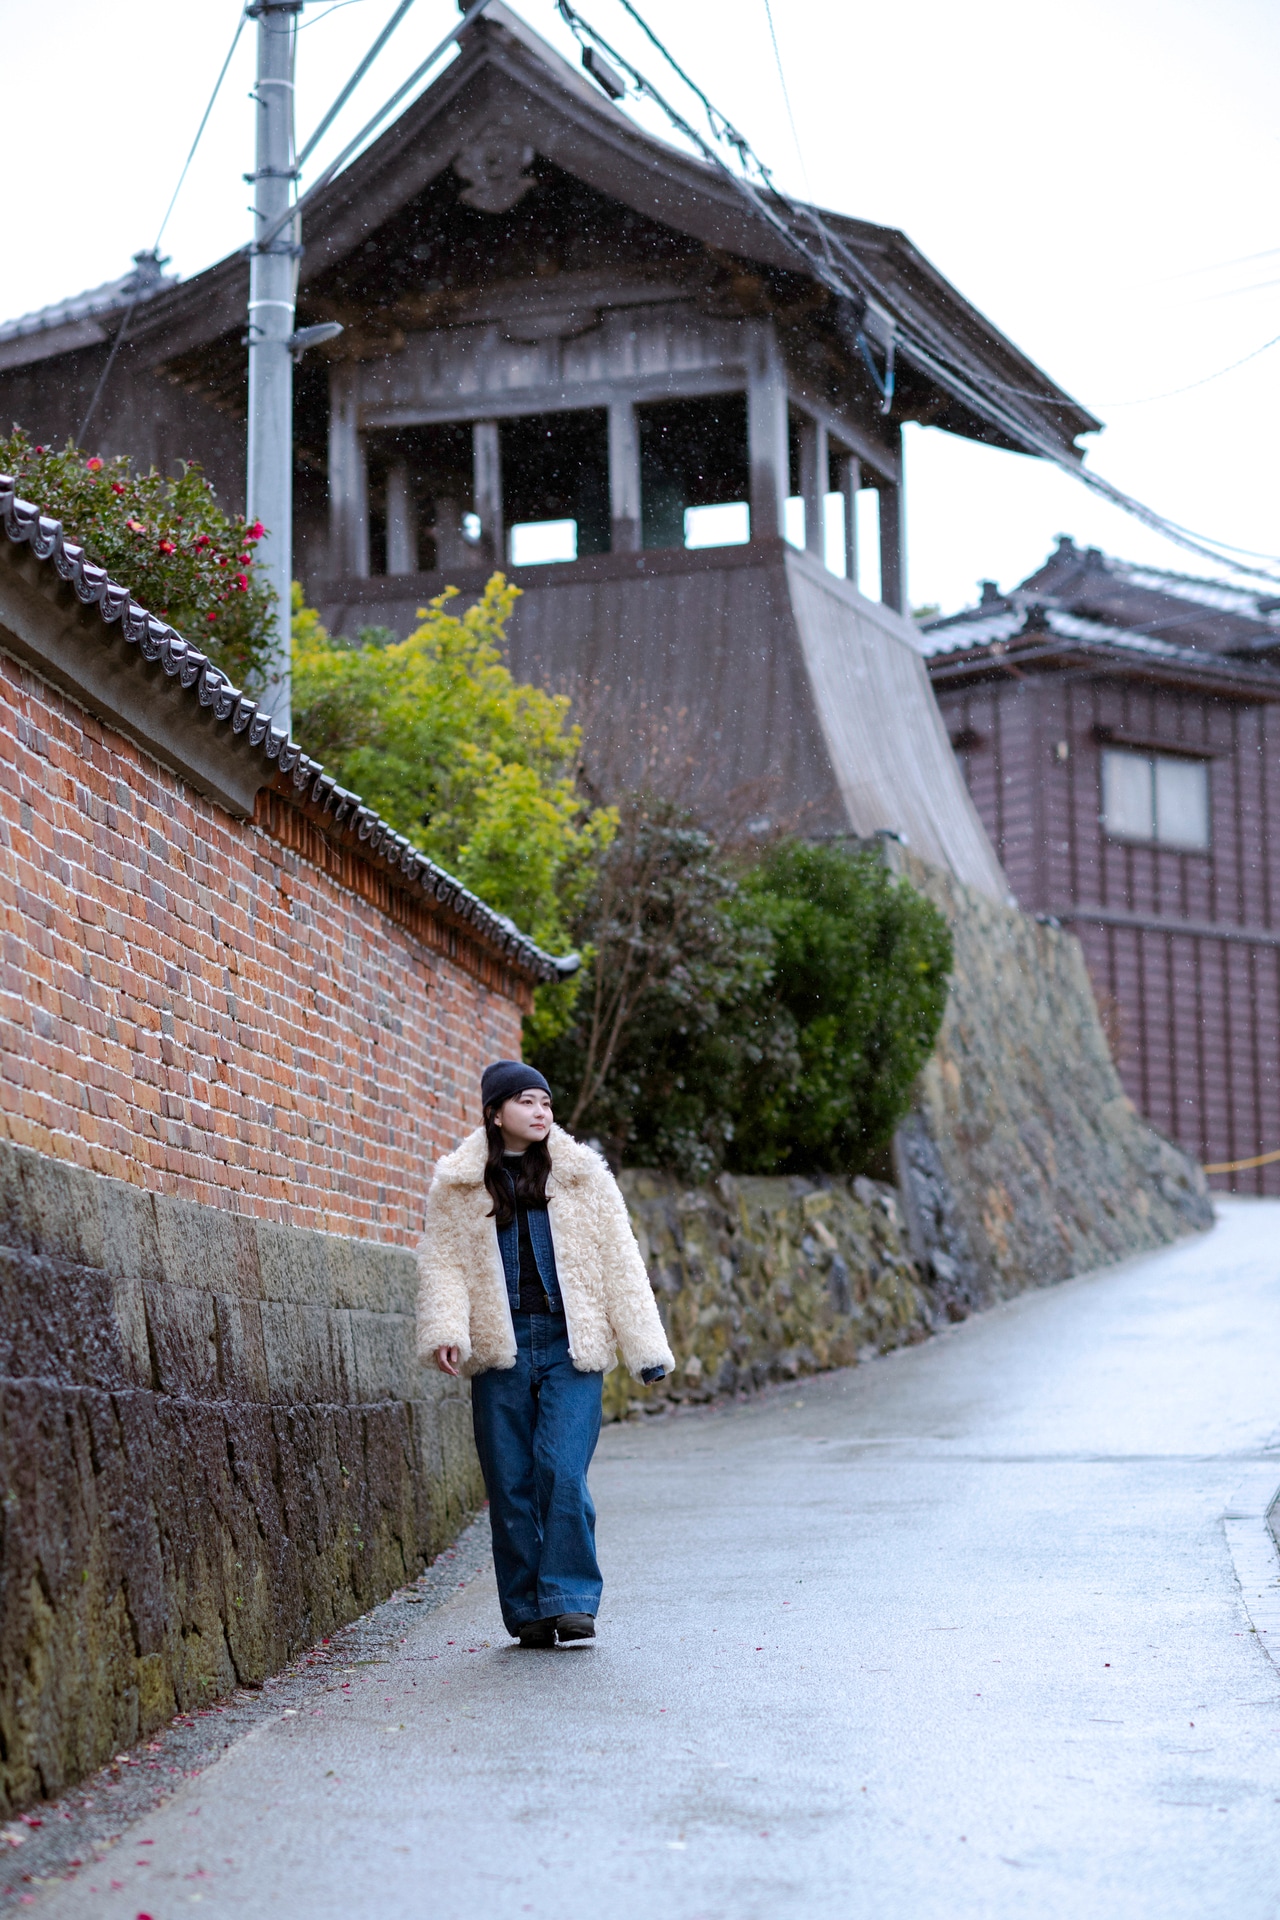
left=435, top=1345, right=462, bottom=1377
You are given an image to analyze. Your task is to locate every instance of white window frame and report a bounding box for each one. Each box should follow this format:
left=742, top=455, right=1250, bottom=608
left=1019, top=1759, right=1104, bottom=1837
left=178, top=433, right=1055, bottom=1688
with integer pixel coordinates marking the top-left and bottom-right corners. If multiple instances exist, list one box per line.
left=1101, top=747, right=1210, bottom=852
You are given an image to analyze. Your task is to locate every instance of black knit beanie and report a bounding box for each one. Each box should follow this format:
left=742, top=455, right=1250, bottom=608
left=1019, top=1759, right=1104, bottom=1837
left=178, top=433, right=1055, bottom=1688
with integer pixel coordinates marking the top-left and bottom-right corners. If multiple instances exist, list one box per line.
left=481, top=1060, right=552, bottom=1113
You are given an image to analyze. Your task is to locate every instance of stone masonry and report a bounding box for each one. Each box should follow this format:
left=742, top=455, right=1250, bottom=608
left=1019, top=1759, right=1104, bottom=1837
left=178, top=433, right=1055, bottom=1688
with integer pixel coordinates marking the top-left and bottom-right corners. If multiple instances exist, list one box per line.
left=894, top=852, right=1213, bottom=1310
left=0, top=1139, right=478, bottom=1816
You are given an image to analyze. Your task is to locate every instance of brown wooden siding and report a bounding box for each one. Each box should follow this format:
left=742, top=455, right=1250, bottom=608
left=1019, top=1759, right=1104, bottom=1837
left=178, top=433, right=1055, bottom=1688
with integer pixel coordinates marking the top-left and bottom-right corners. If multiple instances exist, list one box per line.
left=938, top=669, right=1280, bottom=1195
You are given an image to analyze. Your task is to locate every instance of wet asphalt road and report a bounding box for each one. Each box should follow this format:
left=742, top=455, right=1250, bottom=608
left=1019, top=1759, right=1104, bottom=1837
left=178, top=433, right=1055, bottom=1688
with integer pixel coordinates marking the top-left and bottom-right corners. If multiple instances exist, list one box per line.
left=29, top=1199, right=1280, bottom=1920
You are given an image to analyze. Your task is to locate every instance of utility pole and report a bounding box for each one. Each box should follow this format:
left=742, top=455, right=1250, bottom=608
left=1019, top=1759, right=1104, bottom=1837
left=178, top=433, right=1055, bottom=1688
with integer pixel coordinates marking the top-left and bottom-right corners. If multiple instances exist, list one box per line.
left=246, top=0, right=302, bottom=732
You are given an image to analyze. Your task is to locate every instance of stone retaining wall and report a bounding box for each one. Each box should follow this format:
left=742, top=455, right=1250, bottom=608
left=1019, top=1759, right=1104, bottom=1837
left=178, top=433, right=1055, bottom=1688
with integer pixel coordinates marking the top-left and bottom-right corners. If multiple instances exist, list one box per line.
left=0, top=1141, right=478, bottom=1818
left=893, top=855, right=1213, bottom=1310
left=608, top=1170, right=931, bottom=1419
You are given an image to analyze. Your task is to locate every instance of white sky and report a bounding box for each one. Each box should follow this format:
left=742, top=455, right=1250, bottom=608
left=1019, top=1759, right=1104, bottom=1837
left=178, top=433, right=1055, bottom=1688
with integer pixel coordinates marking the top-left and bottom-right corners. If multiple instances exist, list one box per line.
left=4, top=0, right=1278, bottom=614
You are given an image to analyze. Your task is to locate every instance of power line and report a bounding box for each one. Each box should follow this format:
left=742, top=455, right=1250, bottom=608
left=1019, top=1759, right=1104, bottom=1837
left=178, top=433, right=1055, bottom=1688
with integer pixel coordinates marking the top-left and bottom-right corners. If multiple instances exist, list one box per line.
left=562, top=0, right=1280, bottom=583
left=154, top=8, right=249, bottom=253
left=80, top=7, right=250, bottom=446
left=1099, top=328, right=1280, bottom=408
left=760, top=0, right=808, bottom=192
left=254, top=0, right=493, bottom=256
left=1142, top=241, right=1280, bottom=288
left=297, top=0, right=418, bottom=167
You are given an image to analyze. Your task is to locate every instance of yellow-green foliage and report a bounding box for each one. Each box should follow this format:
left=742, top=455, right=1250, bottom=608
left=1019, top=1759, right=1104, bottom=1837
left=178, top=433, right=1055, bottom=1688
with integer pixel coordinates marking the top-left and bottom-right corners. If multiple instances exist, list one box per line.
left=291, top=579, right=614, bottom=1040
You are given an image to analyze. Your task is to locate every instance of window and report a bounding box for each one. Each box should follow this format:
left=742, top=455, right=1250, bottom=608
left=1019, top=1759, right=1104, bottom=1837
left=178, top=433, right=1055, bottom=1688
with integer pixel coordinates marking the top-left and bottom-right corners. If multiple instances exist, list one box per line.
left=1102, top=748, right=1210, bottom=850
left=684, top=501, right=750, bottom=548
left=509, top=519, right=577, bottom=566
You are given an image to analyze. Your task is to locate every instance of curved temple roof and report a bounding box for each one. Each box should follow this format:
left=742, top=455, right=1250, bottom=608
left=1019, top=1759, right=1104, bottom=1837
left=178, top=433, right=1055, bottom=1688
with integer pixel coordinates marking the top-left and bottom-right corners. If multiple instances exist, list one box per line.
left=0, top=476, right=577, bottom=987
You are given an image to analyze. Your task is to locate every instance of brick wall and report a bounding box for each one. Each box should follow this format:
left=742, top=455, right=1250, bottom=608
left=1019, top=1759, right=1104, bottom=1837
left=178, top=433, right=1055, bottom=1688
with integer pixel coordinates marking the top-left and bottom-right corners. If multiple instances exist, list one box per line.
left=0, top=649, right=522, bottom=1241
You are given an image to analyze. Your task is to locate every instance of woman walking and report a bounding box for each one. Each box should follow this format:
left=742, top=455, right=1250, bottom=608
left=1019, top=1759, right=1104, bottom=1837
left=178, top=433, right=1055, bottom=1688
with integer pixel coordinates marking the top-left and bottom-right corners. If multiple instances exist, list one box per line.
left=416, top=1061, right=674, bottom=1648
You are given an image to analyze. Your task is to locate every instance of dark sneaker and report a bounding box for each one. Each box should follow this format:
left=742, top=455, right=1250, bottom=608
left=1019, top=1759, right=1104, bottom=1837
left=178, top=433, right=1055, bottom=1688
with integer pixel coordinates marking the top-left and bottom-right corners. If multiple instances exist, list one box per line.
left=556, top=1613, right=596, bottom=1642
left=515, top=1618, right=557, bottom=1648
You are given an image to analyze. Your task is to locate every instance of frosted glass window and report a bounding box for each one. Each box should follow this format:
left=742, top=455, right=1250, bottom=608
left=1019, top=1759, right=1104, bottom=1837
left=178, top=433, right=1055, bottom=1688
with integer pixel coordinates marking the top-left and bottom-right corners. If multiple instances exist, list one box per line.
left=1155, top=756, right=1210, bottom=849
left=509, top=519, right=577, bottom=566
left=784, top=496, right=806, bottom=548
left=684, top=501, right=750, bottom=549
left=1103, top=748, right=1210, bottom=850
left=1103, top=750, right=1154, bottom=839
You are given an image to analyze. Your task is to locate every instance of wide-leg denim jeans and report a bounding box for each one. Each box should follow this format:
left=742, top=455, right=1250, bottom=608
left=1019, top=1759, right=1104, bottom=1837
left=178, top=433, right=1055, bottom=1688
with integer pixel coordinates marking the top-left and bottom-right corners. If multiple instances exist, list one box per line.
left=470, top=1313, right=604, bottom=1631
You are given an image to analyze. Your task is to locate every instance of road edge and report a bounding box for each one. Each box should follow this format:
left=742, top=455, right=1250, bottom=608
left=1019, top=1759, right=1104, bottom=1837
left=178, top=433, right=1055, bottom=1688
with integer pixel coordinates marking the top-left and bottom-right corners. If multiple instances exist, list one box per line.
left=1223, top=1463, right=1280, bottom=1672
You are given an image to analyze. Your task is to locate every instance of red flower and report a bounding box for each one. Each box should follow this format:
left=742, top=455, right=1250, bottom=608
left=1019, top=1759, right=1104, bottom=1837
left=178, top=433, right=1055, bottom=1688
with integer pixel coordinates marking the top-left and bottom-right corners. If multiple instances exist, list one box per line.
left=207, top=612, right=218, bottom=624
left=34, top=444, right=46, bottom=455
left=126, top=518, right=147, bottom=534
left=194, top=535, right=211, bottom=550
left=236, top=574, right=248, bottom=590
left=85, top=457, right=103, bottom=472
left=247, top=521, right=264, bottom=540
left=158, top=539, right=176, bottom=555
left=111, top=482, right=125, bottom=495
left=237, top=553, right=251, bottom=565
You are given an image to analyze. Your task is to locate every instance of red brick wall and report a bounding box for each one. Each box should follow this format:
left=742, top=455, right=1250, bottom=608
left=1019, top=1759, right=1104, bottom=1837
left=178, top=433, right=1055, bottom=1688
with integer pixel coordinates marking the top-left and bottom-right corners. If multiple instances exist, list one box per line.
left=0, top=650, right=524, bottom=1240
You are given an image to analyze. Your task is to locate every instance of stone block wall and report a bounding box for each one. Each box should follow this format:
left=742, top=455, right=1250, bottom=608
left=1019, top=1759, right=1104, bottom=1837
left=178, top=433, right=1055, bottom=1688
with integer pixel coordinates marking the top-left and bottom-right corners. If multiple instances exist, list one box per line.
left=0, top=1139, right=478, bottom=1816
left=893, top=854, right=1213, bottom=1308
left=0, top=647, right=521, bottom=1240
left=608, top=1170, right=932, bottom=1419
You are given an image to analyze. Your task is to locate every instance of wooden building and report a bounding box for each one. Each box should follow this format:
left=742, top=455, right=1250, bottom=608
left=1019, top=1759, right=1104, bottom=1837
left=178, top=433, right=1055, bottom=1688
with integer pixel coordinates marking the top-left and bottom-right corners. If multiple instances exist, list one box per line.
left=0, top=4, right=1100, bottom=898
left=921, top=537, right=1280, bottom=1193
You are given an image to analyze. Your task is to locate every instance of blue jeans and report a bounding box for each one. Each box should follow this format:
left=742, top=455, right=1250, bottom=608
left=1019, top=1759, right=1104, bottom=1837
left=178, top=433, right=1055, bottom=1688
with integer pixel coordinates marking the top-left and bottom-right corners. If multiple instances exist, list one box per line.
left=470, top=1314, right=604, bottom=1631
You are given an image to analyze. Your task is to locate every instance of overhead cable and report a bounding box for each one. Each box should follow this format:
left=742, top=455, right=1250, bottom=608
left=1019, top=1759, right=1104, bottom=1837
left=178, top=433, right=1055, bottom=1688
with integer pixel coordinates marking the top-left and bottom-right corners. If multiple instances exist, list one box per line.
left=297, top=0, right=418, bottom=167
left=760, top=0, right=807, bottom=190
left=154, top=8, right=248, bottom=253
left=1099, top=328, right=1280, bottom=408
left=565, top=0, right=1280, bottom=581
left=253, top=0, right=494, bottom=256
left=81, top=7, right=249, bottom=444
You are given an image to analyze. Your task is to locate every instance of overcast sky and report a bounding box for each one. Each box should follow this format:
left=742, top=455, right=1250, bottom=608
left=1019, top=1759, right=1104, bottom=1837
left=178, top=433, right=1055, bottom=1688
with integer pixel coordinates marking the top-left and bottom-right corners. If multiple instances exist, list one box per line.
left=4, top=0, right=1278, bottom=613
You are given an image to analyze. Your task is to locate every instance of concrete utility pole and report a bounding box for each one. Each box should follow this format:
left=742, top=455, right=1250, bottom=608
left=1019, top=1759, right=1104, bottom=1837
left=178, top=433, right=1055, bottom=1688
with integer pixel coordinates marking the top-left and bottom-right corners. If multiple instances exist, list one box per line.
left=246, top=0, right=302, bottom=732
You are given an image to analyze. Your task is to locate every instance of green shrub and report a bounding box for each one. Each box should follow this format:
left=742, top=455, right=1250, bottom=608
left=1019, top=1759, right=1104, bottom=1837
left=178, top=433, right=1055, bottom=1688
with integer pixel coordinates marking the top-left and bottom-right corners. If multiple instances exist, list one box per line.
left=291, top=581, right=613, bottom=1035
left=0, top=429, right=275, bottom=688
left=528, top=794, right=797, bottom=1179
left=730, top=840, right=953, bottom=1174
left=534, top=826, right=952, bottom=1179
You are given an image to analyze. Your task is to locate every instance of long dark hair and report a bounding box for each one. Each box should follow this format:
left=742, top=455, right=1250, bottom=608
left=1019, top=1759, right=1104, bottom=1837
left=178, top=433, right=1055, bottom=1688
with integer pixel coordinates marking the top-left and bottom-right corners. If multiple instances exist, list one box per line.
left=483, top=1105, right=552, bottom=1229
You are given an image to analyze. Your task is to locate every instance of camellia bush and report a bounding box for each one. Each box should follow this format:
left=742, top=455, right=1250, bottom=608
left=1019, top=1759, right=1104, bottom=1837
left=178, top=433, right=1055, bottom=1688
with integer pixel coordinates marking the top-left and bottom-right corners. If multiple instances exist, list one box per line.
left=291, top=580, right=614, bottom=1040
left=0, top=430, right=275, bottom=688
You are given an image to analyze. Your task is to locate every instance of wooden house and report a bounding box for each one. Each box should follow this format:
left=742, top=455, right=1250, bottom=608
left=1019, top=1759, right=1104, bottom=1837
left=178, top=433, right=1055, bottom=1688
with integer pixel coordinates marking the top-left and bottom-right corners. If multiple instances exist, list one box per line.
left=921, top=537, right=1280, bottom=1192
left=0, top=4, right=1100, bottom=898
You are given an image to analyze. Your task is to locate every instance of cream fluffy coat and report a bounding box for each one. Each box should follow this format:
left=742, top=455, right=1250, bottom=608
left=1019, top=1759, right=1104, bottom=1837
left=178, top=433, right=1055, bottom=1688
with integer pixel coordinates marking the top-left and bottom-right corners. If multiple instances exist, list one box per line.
left=415, top=1124, right=675, bottom=1379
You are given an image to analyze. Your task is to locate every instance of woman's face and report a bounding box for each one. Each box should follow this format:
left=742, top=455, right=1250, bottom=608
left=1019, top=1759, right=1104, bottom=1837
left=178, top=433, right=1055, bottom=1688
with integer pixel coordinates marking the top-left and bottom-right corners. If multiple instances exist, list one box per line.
left=497, top=1088, right=553, bottom=1149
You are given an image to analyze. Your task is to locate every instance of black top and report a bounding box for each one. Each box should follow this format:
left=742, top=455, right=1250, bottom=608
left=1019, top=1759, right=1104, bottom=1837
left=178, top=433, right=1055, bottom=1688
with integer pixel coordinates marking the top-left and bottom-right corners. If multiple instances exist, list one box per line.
left=503, top=1152, right=561, bottom=1314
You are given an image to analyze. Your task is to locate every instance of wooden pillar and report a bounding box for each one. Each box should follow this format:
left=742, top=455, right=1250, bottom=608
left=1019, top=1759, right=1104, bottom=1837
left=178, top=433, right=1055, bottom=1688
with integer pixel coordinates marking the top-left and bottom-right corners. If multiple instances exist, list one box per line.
left=798, top=413, right=827, bottom=559
left=837, top=452, right=861, bottom=587
left=328, top=363, right=369, bottom=578
left=746, top=323, right=789, bottom=542
left=385, top=461, right=417, bottom=575
left=608, top=398, right=641, bottom=552
left=472, top=420, right=503, bottom=566
left=878, top=476, right=905, bottom=613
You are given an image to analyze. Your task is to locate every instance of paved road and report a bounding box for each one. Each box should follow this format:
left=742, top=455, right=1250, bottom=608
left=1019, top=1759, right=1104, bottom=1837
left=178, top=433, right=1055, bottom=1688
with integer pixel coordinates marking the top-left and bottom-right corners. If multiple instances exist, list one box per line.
left=32, top=1200, right=1280, bottom=1920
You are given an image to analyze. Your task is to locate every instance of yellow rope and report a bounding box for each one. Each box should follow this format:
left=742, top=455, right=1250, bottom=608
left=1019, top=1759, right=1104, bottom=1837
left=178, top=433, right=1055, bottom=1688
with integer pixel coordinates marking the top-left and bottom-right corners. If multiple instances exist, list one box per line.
left=1203, top=1147, right=1280, bottom=1174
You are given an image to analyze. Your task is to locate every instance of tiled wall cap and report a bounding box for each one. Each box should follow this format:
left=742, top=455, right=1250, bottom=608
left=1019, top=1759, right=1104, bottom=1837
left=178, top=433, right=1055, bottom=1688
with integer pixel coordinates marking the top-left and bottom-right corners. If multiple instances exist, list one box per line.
left=0, top=474, right=579, bottom=985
